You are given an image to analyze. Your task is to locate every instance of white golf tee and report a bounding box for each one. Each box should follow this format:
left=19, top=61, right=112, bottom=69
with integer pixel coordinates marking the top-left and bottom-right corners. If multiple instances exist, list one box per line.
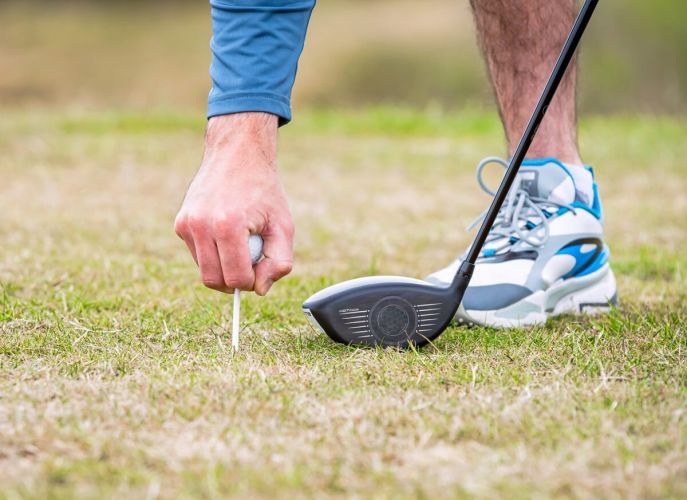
left=232, top=234, right=264, bottom=352
left=232, top=289, right=241, bottom=350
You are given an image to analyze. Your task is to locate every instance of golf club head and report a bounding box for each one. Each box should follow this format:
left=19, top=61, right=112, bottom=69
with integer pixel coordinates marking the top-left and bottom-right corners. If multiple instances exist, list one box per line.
left=303, top=262, right=473, bottom=348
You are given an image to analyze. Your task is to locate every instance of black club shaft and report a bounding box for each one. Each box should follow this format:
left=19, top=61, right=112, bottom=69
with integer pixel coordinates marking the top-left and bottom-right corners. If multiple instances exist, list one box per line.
left=464, top=0, right=599, bottom=265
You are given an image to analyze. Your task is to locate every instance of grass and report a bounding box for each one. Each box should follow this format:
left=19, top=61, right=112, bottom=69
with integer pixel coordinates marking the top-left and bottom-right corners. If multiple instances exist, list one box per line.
left=1, top=107, right=686, bottom=498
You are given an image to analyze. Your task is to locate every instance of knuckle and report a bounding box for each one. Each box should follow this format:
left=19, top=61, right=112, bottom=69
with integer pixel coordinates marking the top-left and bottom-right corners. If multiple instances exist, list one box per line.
left=277, top=216, right=294, bottom=235
left=187, top=214, right=207, bottom=233
left=223, top=281, right=242, bottom=290
left=201, top=276, right=225, bottom=290
left=174, top=215, right=189, bottom=237
left=223, top=267, right=253, bottom=290
left=224, top=277, right=251, bottom=290
left=272, top=260, right=293, bottom=277
left=212, top=212, right=243, bottom=234
left=283, top=221, right=295, bottom=238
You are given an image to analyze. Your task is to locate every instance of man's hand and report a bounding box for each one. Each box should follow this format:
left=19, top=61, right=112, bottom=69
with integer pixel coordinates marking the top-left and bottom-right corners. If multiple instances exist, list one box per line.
left=174, top=112, right=293, bottom=295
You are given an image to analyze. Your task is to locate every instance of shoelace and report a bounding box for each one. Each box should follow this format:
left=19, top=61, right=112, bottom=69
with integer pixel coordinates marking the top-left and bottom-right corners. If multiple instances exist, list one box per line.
left=467, top=157, right=577, bottom=255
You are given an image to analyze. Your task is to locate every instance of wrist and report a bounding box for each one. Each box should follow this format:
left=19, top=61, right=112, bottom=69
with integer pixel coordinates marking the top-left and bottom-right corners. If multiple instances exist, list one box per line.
left=206, top=113, right=277, bottom=147
left=201, top=113, right=279, bottom=173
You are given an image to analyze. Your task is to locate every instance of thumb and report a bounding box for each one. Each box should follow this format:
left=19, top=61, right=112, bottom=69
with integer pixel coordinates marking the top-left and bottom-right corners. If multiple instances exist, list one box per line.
left=253, top=223, right=294, bottom=295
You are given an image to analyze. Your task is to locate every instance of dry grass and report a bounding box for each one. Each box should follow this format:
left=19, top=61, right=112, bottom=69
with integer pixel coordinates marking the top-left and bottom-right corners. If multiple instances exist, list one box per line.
left=1, top=108, right=686, bottom=498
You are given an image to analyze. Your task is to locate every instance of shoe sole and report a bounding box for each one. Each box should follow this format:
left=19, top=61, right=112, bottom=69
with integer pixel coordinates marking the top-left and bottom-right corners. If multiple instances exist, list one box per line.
left=455, top=264, right=618, bottom=328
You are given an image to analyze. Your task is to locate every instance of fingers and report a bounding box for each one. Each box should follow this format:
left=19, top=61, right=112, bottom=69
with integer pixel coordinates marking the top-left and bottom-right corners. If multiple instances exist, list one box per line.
left=188, top=218, right=228, bottom=292
left=254, top=222, right=294, bottom=296
left=214, top=214, right=255, bottom=291
left=174, top=217, right=198, bottom=265
left=175, top=215, right=198, bottom=265
left=175, top=213, right=258, bottom=293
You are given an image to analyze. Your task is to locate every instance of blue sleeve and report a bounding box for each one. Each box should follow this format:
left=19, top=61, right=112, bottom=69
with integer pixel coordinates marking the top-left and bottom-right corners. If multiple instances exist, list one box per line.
left=208, top=0, right=315, bottom=126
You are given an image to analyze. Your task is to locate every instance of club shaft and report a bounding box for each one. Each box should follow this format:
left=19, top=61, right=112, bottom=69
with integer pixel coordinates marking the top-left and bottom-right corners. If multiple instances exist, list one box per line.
left=464, top=0, right=599, bottom=265
left=232, top=289, right=240, bottom=350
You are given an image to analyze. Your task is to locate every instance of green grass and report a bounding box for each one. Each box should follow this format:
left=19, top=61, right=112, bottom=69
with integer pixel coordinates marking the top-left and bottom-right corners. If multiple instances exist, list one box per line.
left=1, top=108, right=686, bottom=498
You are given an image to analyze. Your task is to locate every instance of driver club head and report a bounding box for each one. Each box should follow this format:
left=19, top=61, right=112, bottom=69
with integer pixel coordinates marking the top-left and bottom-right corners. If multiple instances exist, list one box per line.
left=302, top=262, right=473, bottom=348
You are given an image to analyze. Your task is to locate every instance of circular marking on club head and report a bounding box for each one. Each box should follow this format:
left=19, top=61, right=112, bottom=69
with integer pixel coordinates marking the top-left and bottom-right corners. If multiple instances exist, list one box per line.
left=377, top=305, right=410, bottom=336
left=369, top=297, right=417, bottom=344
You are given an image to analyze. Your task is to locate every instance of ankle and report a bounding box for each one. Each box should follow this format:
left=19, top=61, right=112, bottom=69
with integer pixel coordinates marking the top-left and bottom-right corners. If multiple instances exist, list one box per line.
left=562, top=162, right=594, bottom=205
left=522, top=150, right=582, bottom=165
left=513, top=136, right=582, bottom=165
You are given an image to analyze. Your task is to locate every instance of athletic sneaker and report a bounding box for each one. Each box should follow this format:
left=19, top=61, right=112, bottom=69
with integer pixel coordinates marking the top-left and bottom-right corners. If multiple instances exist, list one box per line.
left=426, top=157, right=618, bottom=328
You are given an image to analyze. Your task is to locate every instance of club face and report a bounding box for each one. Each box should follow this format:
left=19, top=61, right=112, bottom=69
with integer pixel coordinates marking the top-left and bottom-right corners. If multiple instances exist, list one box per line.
left=302, top=276, right=463, bottom=348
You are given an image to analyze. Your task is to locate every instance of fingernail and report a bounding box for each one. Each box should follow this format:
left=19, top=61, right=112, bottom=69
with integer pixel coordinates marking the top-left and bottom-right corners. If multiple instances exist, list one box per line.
left=263, top=279, right=273, bottom=294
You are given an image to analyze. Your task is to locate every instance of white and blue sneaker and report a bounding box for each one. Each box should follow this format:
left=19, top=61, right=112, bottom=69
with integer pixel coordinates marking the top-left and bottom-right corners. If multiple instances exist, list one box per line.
left=427, top=157, right=618, bottom=328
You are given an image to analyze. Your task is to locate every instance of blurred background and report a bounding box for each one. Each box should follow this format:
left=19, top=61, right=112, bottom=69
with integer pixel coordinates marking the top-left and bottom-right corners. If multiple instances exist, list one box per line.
left=1, top=0, right=685, bottom=117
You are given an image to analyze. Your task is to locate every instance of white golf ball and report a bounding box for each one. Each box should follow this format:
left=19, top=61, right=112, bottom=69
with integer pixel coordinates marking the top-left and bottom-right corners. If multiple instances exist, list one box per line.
left=248, top=234, right=263, bottom=264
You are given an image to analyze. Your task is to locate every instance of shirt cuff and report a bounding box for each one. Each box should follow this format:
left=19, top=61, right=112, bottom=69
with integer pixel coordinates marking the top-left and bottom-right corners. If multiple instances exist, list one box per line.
left=207, top=92, right=292, bottom=126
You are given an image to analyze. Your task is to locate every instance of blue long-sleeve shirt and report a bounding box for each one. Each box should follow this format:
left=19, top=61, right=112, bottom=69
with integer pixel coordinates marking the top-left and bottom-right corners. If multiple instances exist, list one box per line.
left=208, top=0, right=316, bottom=125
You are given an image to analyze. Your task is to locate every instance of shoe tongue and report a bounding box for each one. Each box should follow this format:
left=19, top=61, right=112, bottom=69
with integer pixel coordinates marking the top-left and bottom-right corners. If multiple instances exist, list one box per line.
left=516, top=161, right=576, bottom=205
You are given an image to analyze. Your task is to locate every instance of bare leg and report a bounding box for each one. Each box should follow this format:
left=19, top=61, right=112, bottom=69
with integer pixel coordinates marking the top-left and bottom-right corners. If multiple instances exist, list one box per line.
left=470, top=0, right=582, bottom=165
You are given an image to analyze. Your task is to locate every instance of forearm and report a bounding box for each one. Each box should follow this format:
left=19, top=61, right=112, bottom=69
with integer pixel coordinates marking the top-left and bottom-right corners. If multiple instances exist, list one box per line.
left=208, top=0, right=316, bottom=125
